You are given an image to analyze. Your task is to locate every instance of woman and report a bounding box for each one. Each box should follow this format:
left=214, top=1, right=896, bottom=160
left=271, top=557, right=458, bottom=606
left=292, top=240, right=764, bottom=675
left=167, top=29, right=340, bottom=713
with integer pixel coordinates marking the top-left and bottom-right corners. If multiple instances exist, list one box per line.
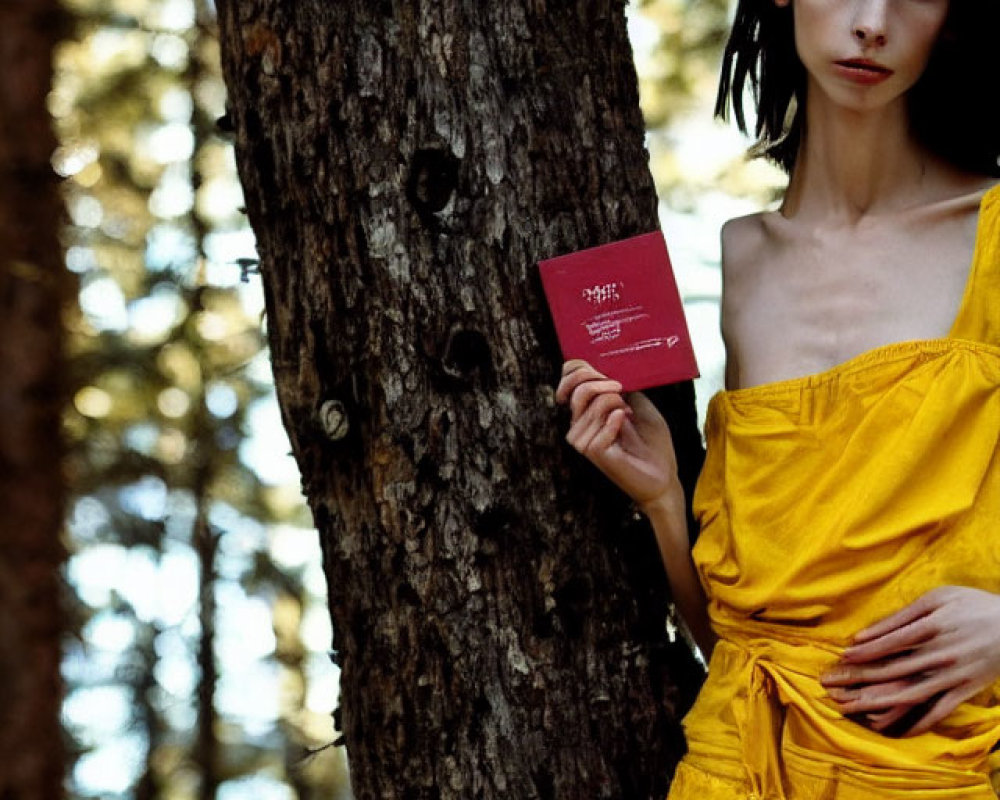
left=557, top=0, right=1000, bottom=796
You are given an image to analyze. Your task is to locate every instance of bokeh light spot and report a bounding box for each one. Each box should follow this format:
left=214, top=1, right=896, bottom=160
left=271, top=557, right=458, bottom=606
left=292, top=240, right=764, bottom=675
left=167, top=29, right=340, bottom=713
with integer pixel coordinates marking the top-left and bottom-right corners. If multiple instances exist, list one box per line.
left=158, top=386, right=191, bottom=418
left=74, top=386, right=113, bottom=418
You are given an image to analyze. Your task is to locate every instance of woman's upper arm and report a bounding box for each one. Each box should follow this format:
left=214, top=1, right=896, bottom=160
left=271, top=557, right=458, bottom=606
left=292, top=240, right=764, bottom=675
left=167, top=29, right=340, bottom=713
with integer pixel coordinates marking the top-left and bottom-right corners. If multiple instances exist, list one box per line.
left=720, top=218, right=747, bottom=392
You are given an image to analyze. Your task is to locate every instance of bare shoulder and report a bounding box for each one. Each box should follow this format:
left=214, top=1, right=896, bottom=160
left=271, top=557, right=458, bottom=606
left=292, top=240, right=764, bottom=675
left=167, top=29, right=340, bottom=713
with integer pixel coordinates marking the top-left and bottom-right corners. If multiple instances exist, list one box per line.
left=720, top=212, right=774, bottom=278
left=720, top=211, right=777, bottom=298
left=719, top=212, right=773, bottom=389
left=920, top=172, right=1000, bottom=217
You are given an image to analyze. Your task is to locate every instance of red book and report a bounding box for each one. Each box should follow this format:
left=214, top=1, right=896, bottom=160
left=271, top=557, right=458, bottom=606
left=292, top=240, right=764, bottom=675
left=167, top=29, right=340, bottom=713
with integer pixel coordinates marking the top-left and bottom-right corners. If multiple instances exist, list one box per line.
left=539, top=231, right=699, bottom=391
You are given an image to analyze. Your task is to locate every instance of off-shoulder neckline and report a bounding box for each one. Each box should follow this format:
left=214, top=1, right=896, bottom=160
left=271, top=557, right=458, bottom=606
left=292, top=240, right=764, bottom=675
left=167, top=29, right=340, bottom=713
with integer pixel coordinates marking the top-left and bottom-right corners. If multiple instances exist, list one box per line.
left=717, top=181, right=1000, bottom=402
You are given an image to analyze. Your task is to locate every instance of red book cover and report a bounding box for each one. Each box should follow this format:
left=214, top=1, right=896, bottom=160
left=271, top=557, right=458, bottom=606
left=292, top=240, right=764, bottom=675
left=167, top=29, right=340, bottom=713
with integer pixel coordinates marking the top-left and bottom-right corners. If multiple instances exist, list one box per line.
left=538, top=230, right=699, bottom=391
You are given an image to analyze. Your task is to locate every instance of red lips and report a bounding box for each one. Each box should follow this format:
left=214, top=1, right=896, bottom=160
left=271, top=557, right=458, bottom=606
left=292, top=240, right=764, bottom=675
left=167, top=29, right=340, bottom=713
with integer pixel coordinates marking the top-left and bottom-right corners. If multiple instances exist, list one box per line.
left=833, top=58, right=894, bottom=85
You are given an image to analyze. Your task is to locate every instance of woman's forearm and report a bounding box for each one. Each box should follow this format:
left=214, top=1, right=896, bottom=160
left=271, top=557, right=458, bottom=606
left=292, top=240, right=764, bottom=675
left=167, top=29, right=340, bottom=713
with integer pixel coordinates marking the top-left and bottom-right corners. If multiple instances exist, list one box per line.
left=642, top=486, right=717, bottom=658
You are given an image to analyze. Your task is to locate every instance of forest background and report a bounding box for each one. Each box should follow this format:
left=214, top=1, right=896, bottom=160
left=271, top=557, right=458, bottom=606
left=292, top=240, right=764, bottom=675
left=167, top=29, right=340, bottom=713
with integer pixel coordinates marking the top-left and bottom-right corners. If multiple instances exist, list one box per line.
left=26, top=0, right=783, bottom=796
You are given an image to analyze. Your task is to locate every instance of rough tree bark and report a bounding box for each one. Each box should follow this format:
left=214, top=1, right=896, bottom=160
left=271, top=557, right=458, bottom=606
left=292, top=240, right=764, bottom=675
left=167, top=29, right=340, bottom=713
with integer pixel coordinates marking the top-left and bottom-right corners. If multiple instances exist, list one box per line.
left=216, top=2, right=704, bottom=798
left=0, top=0, right=69, bottom=796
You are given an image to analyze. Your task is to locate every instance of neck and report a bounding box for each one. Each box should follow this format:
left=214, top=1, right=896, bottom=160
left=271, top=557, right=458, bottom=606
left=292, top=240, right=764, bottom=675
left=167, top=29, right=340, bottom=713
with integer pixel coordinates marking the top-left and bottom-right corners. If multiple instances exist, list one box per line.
left=782, top=83, right=935, bottom=223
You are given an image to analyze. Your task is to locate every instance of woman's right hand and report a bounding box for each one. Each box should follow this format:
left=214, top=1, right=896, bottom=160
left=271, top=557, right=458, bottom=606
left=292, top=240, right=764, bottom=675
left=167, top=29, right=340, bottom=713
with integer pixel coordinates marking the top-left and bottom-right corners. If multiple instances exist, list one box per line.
left=555, top=360, right=683, bottom=514
left=558, top=361, right=715, bottom=656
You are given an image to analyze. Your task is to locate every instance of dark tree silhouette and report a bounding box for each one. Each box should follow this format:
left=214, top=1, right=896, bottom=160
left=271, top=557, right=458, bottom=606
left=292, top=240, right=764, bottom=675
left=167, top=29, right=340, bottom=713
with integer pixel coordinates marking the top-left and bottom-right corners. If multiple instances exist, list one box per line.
left=0, top=0, right=70, bottom=795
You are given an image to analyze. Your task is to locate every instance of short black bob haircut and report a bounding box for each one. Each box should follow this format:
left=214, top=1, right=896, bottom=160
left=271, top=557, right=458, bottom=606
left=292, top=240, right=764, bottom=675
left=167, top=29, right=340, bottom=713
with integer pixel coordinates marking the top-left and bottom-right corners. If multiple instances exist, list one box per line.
left=715, top=0, right=1000, bottom=178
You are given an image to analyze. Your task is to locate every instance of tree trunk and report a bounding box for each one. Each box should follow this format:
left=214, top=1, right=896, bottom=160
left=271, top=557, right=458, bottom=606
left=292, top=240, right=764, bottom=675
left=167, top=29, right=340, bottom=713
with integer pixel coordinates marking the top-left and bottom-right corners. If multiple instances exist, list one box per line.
left=0, top=0, right=69, bottom=796
left=189, top=9, right=223, bottom=791
left=216, top=2, right=704, bottom=798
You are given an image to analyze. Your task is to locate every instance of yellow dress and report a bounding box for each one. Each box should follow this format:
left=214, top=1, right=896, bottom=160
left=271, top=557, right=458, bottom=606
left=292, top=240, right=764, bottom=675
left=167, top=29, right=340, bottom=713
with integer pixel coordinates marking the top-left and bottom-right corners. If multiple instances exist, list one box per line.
left=669, top=183, right=1000, bottom=800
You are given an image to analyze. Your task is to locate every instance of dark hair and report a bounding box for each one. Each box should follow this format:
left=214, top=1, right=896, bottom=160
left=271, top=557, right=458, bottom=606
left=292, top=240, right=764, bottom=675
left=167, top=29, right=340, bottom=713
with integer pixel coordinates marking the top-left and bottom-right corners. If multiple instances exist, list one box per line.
left=715, top=0, right=1000, bottom=177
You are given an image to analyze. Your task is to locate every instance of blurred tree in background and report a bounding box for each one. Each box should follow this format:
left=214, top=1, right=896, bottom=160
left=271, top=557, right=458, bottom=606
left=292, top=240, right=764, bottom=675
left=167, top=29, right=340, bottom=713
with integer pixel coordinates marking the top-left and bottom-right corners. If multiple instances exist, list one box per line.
left=635, top=0, right=730, bottom=130
left=56, top=0, right=348, bottom=796
left=42, top=0, right=773, bottom=798
left=634, top=0, right=784, bottom=206
left=0, top=0, right=71, bottom=796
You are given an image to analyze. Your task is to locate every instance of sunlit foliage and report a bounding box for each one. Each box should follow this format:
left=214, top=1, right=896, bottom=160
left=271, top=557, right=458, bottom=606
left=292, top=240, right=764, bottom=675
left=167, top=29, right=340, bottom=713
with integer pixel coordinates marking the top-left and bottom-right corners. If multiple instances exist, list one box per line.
left=632, top=0, right=786, bottom=206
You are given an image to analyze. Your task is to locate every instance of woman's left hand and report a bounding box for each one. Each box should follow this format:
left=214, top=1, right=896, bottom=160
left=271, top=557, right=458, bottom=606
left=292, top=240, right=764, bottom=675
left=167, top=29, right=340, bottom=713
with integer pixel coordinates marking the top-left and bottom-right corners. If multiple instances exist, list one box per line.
left=820, top=586, right=1000, bottom=736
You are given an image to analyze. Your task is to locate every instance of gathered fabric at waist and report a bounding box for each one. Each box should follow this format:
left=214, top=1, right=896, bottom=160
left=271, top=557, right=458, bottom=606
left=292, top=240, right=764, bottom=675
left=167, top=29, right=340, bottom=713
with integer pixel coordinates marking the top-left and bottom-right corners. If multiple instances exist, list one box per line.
left=680, top=626, right=1000, bottom=799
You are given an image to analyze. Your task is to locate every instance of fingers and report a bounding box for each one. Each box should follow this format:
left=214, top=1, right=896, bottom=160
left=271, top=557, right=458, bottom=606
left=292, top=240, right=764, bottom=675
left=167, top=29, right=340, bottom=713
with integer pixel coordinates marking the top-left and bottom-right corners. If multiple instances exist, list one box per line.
left=568, top=379, right=627, bottom=421
left=623, top=390, right=662, bottom=425
left=561, top=358, right=593, bottom=377
left=904, top=689, right=968, bottom=736
left=555, top=360, right=608, bottom=404
left=826, top=678, right=915, bottom=714
left=827, top=671, right=958, bottom=714
left=863, top=704, right=914, bottom=733
left=584, top=407, right=629, bottom=456
left=852, top=592, right=940, bottom=644
left=841, top=615, right=939, bottom=664
left=827, top=588, right=1000, bottom=737
left=822, top=648, right=957, bottom=687
left=565, top=392, right=628, bottom=454
left=554, top=362, right=632, bottom=433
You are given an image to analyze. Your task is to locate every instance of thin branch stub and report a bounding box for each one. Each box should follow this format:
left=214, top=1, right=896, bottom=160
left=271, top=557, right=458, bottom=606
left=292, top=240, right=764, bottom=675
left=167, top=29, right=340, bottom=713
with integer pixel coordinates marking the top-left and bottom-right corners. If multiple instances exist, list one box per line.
left=319, top=399, right=349, bottom=441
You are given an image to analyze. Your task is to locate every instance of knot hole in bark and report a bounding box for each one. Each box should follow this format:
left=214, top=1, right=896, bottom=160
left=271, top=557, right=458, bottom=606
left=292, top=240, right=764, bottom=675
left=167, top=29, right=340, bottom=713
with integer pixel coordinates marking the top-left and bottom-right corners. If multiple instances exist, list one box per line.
left=532, top=767, right=556, bottom=800
left=441, top=327, right=494, bottom=389
left=243, top=107, right=279, bottom=209
left=475, top=504, right=517, bottom=559
left=406, top=147, right=459, bottom=221
left=319, top=399, right=349, bottom=440
left=553, top=575, right=592, bottom=639
left=401, top=788, right=442, bottom=800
